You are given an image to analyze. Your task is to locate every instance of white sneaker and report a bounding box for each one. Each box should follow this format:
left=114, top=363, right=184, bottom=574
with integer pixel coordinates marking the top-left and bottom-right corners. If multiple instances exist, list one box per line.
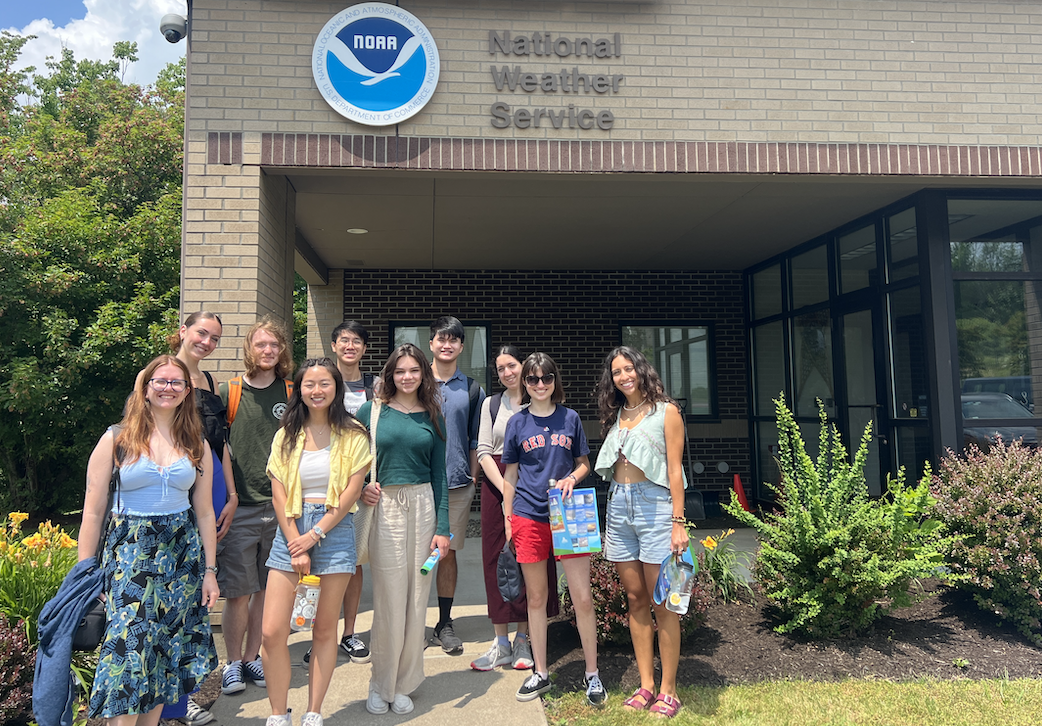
left=470, top=641, right=512, bottom=671
left=391, top=694, right=414, bottom=715
left=301, top=712, right=323, bottom=726
left=265, top=714, right=291, bottom=726
left=366, top=691, right=389, bottom=715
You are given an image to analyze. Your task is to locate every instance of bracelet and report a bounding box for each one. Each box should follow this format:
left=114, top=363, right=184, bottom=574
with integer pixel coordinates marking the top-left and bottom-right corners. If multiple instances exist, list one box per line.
left=312, top=524, right=326, bottom=540
left=227, top=492, right=239, bottom=498
left=670, top=515, right=687, bottom=525
left=205, top=565, right=218, bottom=574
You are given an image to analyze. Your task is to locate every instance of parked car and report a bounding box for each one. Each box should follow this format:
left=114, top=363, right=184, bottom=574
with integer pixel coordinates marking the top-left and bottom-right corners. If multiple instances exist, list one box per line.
left=962, top=376, right=1033, bottom=411
left=961, top=392, right=1039, bottom=451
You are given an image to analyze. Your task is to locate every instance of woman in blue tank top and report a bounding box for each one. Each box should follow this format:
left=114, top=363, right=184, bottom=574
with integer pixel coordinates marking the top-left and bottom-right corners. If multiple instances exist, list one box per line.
left=593, top=345, right=688, bottom=718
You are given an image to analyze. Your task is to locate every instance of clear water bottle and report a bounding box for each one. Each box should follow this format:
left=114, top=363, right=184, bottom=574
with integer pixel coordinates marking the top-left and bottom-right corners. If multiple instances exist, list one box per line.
left=290, top=575, right=321, bottom=631
left=665, top=559, right=695, bottom=615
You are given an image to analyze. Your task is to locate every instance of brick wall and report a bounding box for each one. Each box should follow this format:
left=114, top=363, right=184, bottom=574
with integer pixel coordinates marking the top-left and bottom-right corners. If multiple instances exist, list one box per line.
left=332, top=268, right=749, bottom=494
left=187, top=0, right=1042, bottom=145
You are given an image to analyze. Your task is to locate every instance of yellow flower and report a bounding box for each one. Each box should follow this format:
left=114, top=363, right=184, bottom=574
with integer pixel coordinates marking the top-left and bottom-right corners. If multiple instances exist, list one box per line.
left=725, top=528, right=735, bottom=537
left=702, top=536, right=718, bottom=551
left=8, top=512, right=28, bottom=525
left=21, top=533, right=44, bottom=550
left=59, top=533, right=77, bottom=549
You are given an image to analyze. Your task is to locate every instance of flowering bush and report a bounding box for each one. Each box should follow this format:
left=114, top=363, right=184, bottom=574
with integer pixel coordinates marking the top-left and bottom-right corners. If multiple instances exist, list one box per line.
left=725, top=398, right=957, bottom=638
left=930, top=440, right=1042, bottom=645
left=698, top=529, right=753, bottom=602
left=0, top=617, right=34, bottom=726
left=0, top=513, right=79, bottom=644
left=559, top=552, right=710, bottom=646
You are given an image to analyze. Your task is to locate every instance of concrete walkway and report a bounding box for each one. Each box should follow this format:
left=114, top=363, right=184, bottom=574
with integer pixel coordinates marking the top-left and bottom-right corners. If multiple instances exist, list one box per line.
left=207, top=522, right=547, bottom=726
left=207, top=521, right=759, bottom=725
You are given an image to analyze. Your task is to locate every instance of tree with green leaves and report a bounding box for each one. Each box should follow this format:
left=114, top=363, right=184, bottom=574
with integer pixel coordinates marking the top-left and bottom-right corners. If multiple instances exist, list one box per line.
left=0, top=33, right=184, bottom=513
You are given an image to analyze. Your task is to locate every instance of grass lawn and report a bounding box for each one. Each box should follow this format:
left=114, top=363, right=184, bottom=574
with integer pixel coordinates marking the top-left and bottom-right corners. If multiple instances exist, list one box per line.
left=543, top=678, right=1042, bottom=726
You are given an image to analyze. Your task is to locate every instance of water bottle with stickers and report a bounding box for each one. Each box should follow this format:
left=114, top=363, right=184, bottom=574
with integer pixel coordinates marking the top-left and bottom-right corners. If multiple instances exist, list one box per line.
left=290, top=575, right=321, bottom=632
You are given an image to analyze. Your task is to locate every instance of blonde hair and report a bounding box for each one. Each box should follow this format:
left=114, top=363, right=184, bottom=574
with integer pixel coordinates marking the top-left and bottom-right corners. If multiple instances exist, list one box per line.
left=242, top=315, right=294, bottom=379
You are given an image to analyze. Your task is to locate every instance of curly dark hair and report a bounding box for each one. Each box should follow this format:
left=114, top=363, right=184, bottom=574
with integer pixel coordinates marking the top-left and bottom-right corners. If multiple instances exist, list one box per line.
left=594, top=345, right=671, bottom=438
left=279, top=357, right=368, bottom=459
left=377, top=344, right=444, bottom=440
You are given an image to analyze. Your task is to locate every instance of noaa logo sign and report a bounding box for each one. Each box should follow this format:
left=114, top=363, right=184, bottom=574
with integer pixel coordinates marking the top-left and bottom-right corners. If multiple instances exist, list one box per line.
left=313, top=3, right=440, bottom=126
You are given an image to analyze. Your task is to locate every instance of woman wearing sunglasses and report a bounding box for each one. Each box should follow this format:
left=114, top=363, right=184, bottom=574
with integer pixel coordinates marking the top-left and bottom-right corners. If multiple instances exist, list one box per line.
left=502, top=353, right=604, bottom=706
left=593, top=345, right=688, bottom=718
left=79, top=355, right=219, bottom=724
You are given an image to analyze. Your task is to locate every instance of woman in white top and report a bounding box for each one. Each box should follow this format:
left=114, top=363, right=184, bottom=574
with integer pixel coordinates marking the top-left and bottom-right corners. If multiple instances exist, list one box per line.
left=593, top=345, right=688, bottom=718
left=472, top=346, right=561, bottom=672
left=261, top=358, right=372, bottom=726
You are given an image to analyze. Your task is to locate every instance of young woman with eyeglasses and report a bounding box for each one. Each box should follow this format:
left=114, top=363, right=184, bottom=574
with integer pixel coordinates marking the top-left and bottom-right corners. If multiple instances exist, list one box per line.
left=593, top=345, right=688, bottom=718
left=79, top=355, right=219, bottom=724
left=501, top=353, right=604, bottom=706
left=260, top=358, right=371, bottom=726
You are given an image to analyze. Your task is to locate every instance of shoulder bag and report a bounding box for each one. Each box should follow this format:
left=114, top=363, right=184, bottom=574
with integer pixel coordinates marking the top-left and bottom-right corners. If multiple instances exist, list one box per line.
left=353, top=399, right=381, bottom=566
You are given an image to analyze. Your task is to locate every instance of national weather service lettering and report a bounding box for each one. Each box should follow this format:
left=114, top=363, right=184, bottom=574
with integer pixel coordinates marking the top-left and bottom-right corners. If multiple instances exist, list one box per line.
left=313, top=3, right=440, bottom=126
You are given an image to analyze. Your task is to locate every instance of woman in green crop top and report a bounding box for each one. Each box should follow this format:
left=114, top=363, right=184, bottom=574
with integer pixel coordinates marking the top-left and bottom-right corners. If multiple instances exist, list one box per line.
left=355, top=344, right=450, bottom=716
left=593, top=346, right=688, bottom=718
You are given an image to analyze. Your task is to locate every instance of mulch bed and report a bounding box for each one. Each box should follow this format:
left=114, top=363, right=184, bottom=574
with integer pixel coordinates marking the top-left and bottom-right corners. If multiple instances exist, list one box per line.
left=547, top=578, right=1042, bottom=694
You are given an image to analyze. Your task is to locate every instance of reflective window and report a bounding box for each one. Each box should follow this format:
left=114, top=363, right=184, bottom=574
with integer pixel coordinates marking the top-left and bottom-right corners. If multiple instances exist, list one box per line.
left=887, top=208, right=918, bottom=281
left=752, top=264, right=783, bottom=320
left=838, top=224, right=877, bottom=293
left=791, top=244, right=829, bottom=309
left=889, top=287, right=928, bottom=419
left=621, top=325, right=714, bottom=417
left=793, top=310, right=834, bottom=417
left=390, top=323, right=490, bottom=388
left=895, top=426, right=931, bottom=481
left=753, top=322, right=785, bottom=416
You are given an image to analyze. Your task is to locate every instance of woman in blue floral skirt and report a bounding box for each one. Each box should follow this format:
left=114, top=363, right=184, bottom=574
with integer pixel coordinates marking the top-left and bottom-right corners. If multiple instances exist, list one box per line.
left=78, top=355, right=220, bottom=725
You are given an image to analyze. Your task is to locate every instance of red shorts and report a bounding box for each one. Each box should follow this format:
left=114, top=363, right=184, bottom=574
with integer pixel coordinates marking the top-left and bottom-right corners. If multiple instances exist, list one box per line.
left=511, top=515, right=588, bottom=564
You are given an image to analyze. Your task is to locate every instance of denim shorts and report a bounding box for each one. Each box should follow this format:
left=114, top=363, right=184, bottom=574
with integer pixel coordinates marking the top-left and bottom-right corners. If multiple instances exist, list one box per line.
left=266, top=502, right=357, bottom=576
left=603, top=480, right=673, bottom=565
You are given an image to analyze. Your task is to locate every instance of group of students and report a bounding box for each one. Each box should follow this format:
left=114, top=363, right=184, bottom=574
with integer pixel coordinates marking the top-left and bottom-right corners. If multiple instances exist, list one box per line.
left=77, top=313, right=691, bottom=726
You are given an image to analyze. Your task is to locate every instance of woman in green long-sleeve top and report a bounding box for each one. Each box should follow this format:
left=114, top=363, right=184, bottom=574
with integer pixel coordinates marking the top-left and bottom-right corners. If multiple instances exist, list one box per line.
left=355, top=343, right=450, bottom=716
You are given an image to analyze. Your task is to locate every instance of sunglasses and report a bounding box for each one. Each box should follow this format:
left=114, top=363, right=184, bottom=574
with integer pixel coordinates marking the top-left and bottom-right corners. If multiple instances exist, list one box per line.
left=525, top=373, right=556, bottom=386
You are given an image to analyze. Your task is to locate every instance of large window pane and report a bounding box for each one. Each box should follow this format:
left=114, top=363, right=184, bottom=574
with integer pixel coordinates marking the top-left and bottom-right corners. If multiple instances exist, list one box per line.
left=753, top=322, right=785, bottom=416
left=752, top=264, right=783, bottom=320
left=895, top=426, right=931, bottom=481
left=621, top=324, right=714, bottom=416
left=791, top=244, right=829, bottom=309
left=793, top=310, right=834, bottom=417
left=391, top=323, right=490, bottom=388
left=949, top=199, right=1042, bottom=273
left=888, top=207, right=918, bottom=281
left=890, top=287, right=929, bottom=419
left=754, top=421, right=780, bottom=501
left=838, top=224, right=877, bottom=294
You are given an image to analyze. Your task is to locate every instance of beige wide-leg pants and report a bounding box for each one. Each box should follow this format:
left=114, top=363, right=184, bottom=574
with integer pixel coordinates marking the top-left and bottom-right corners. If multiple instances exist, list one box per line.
left=368, top=484, right=436, bottom=702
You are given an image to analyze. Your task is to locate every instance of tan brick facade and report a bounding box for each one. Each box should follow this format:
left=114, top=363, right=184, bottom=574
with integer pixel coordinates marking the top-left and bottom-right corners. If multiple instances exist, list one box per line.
left=181, top=0, right=1042, bottom=370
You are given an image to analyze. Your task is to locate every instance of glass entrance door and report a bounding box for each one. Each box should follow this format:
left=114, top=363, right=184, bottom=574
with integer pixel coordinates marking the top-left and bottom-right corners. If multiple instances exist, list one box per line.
left=839, top=307, right=888, bottom=495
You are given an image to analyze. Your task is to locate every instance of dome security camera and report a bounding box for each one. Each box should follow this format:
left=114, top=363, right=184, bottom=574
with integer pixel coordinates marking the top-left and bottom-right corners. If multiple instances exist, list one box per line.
left=160, top=14, right=188, bottom=44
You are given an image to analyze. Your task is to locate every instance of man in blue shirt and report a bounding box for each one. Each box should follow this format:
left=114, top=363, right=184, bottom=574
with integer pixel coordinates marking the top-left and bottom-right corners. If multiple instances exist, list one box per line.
left=428, top=316, right=485, bottom=654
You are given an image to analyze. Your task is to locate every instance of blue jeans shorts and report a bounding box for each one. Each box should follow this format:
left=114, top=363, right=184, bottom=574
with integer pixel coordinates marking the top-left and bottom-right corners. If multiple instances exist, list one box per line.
left=266, top=502, right=357, bottom=576
left=603, top=480, right=673, bottom=565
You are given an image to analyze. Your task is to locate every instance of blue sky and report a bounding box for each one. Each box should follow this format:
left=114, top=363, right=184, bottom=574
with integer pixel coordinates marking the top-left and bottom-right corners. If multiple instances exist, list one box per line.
left=1, top=0, right=187, bottom=85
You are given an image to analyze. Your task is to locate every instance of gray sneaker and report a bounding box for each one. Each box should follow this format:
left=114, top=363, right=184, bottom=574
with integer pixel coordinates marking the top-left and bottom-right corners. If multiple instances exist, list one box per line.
left=431, top=620, right=464, bottom=655
left=470, top=641, right=512, bottom=671
left=511, top=638, right=534, bottom=670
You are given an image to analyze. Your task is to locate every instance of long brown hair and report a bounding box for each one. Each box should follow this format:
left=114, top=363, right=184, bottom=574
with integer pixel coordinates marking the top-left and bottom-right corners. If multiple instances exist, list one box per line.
left=117, top=355, right=205, bottom=467
left=594, top=345, right=671, bottom=438
left=377, top=344, right=444, bottom=440
left=278, top=358, right=369, bottom=460
left=242, top=315, right=294, bottom=379
left=168, top=310, right=223, bottom=352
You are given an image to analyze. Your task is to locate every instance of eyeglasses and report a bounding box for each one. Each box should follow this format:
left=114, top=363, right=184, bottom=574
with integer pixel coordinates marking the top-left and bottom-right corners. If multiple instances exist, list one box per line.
left=525, top=373, right=556, bottom=386
left=148, top=378, right=188, bottom=392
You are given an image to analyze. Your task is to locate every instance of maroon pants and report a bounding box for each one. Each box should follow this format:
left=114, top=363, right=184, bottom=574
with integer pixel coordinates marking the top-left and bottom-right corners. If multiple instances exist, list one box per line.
left=481, top=456, right=560, bottom=624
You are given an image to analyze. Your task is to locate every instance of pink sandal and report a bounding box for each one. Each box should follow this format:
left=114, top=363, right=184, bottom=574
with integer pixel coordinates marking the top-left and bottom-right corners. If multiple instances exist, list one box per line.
left=649, top=693, right=682, bottom=718
left=622, top=687, right=654, bottom=711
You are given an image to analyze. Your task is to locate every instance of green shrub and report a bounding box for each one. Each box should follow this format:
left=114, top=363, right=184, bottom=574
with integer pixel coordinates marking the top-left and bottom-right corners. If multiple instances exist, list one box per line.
left=725, top=398, right=956, bottom=639
left=0, top=617, right=34, bottom=726
left=559, top=552, right=710, bottom=646
left=930, top=440, right=1042, bottom=645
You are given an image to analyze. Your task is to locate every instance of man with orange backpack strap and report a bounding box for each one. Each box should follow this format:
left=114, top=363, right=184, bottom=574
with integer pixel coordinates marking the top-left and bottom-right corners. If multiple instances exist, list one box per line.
left=216, top=316, right=295, bottom=697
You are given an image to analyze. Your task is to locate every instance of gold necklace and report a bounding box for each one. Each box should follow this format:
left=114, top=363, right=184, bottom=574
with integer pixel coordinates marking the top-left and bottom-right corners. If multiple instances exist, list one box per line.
left=393, top=397, right=420, bottom=414
left=623, top=397, right=647, bottom=411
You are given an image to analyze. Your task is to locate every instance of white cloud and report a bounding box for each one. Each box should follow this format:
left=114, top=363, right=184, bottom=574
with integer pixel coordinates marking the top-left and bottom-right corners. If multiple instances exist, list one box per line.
left=6, top=0, right=187, bottom=86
